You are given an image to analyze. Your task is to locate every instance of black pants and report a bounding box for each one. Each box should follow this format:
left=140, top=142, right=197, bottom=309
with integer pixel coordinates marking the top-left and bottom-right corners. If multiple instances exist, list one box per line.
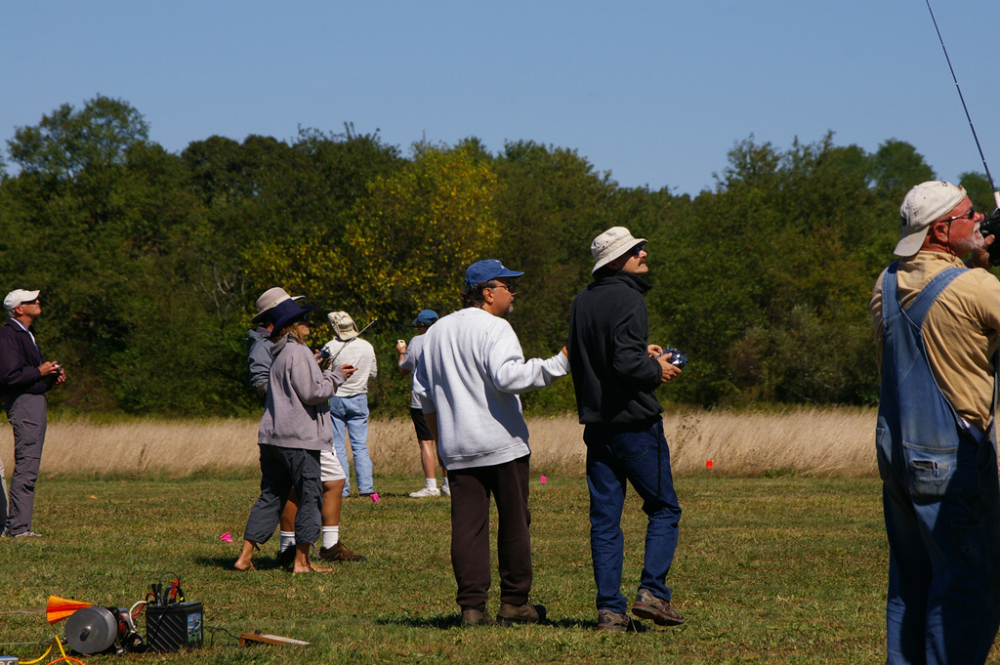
left=243, top=445, right=322, bottom=546
left=450, top=455, right=532, bottom=610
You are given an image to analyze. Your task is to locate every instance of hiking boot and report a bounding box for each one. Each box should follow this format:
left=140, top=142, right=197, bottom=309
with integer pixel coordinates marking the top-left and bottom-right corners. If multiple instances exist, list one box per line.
left=318, top=541, right=367, bottom=562
left=631, top=588, right=684, bottom=626
left=408, top=486, right=441, bottom=498
left=460, top=607, right=495, bottom=627
left=496, top=601, right=546, bottom=626
left=597, top=608, right=643, bottom=632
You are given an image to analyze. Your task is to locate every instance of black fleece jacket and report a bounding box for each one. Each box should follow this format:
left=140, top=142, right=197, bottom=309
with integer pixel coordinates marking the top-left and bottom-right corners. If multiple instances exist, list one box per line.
left=0, top=318, right=47, bottom=396
left=568, top=270, right=663, bottom=425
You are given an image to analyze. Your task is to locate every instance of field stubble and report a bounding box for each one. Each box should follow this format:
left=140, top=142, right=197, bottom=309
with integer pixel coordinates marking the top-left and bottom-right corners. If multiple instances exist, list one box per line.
left=0, top=408, right=878, bottom=479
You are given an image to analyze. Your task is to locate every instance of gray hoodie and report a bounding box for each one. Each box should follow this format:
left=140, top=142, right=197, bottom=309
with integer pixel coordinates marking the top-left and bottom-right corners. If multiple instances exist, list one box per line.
left=257, top=333, right=347, bottom=451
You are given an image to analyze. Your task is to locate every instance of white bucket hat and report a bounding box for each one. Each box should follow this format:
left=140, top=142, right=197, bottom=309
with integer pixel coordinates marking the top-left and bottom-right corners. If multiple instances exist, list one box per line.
left=252, top=287, right=304, bottom=324
left=328, top=311, right=359, bottom=341
left=591, top=227, right=647, bottom=274
left=895, top=181, right=967, bottom=256
left=4, top=289, right=40, bottom=313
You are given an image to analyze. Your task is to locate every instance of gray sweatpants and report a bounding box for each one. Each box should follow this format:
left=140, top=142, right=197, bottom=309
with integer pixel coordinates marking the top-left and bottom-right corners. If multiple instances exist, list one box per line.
left=243, top=445, right=323, bottom=546
left=5, top=393, right=47, bottom=535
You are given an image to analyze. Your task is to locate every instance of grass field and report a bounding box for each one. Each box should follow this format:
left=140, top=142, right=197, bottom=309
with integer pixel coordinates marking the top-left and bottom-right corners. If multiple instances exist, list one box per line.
left=0, top=473, right=924, bottom=665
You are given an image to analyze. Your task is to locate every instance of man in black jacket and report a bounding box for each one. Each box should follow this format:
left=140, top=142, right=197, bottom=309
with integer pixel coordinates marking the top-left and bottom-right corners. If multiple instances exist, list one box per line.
left=568, top=227, right=684, bottom=632
left=0, top=289, right=64, bottom=537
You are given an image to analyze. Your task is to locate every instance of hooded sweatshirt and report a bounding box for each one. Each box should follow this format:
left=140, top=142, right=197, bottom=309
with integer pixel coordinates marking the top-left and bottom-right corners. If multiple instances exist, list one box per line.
left=257, top=333, right=347, bottom=451
left=414, top=307, right=569, bottom=470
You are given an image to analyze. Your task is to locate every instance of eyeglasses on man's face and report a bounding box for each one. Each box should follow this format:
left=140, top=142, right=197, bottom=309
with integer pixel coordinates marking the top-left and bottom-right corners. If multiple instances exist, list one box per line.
left=20, top=299, right=39, bottom=306
left=941, top=206, right=976, bottom=224
left=631, top=245, right=645, bottom=257
left=492, top=282, right=517, bottom=296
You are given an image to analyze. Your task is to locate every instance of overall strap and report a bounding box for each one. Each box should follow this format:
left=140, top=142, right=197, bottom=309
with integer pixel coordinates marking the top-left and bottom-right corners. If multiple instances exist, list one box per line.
left=882, top=262, right=901, bottom=321
left=900, top=266, right=966, bottom=328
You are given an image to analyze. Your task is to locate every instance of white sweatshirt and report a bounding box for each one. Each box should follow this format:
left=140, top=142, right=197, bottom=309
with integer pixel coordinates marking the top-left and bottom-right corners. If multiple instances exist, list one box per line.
left=320, top=337, right=377, bottom=397
left=414, top=307, right=569, bottom=470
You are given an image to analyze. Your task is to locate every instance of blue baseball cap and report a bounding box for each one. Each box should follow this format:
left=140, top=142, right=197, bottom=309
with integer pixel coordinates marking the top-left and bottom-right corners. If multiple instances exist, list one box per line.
left=464, top=260, right=524, bottom=289
left=413, top=309, right=439, bottom=325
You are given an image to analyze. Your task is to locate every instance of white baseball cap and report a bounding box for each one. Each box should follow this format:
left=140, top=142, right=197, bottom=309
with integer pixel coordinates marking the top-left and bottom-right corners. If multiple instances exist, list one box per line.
left=4, top=289, right=40, bottom=313
left=895, top=181, right=968, bottom=256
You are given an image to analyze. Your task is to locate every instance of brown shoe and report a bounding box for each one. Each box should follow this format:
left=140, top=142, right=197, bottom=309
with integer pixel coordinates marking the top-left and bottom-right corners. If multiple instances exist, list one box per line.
left=631, top=589, right=684, bottom=626
left=597, top=608, right=643, bottom=632
left=496, top=601, right=546, bottom=626
left=460, top=607, right=496, bottom=627
left=318, top=541, right=367, bottom=562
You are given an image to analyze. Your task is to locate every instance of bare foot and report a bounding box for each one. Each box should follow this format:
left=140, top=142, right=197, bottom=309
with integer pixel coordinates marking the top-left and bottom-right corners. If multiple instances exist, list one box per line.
left=233, top=559, right=255, bottom=572
left=293, top=561, right=333, bottom=573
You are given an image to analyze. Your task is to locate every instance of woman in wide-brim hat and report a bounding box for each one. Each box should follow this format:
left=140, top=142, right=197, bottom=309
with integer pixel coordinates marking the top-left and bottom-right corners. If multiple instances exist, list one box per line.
left=234, top=298, right=356, bottom=573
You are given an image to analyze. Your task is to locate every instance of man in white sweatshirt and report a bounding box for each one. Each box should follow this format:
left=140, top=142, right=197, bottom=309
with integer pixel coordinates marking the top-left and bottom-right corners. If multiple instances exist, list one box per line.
left=414, top=259, right=569, bottom=627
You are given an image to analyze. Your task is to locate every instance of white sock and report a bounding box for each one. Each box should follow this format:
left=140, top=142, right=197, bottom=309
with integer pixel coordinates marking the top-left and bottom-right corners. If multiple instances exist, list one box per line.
left=279, top=531, right=296, bottom=552
left=322, top=526, right=340, bottom=549
left=442, top=478, right=450, bottom=490
left=425, top=478, right=437, bottom=490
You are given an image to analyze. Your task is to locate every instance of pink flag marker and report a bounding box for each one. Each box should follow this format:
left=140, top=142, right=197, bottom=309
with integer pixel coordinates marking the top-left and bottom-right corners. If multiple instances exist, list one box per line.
left=540, top=475, right=547, bottom=483
left=219, top=532, right=233, bottom=543
left=370, top=493, right=380, bottom=504
left=706, top=460, right=714, bottom=469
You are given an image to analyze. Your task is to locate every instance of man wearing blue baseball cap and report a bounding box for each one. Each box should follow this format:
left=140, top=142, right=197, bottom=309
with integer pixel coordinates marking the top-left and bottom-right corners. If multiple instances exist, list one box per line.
left=397, top=308, right=450, bottom=498
left=414, top=259, right=569, bottom=627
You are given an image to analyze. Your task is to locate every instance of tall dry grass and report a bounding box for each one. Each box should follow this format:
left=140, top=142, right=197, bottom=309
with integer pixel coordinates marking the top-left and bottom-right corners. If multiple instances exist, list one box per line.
left=0, top=408, right=878, bottom=479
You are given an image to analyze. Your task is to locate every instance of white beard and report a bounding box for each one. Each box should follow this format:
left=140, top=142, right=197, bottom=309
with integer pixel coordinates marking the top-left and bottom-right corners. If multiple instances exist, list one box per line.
left=953, top=228, right=985, bottom=256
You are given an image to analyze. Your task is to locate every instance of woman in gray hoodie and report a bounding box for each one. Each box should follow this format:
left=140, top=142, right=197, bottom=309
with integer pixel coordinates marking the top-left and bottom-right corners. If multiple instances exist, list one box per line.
left=234, top=298, right=354, bottom=573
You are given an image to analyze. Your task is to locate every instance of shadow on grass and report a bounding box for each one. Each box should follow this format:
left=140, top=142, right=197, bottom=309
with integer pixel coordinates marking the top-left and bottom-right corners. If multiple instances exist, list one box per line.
left=375, top=616, right=611, bottom=631
left=195, top=555, right=289, bottom=572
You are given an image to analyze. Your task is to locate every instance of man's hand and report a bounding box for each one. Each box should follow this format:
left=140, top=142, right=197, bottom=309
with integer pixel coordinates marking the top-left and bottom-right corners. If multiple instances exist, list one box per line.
left=656, top=354, right=681, bottom=383
left=396, top=341, right=407, bottom=354
left=971, top=234, right=996, bottom=270
left=339, top=364, right=358, bottom=378
left=647, top=344, right=663, bottom=358
left=39, top=361, right=61, bottom=376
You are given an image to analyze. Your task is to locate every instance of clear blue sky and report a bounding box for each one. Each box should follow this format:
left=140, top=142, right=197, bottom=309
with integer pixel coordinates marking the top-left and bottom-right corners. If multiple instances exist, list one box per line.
left=2, top=1, right=998, bottom=196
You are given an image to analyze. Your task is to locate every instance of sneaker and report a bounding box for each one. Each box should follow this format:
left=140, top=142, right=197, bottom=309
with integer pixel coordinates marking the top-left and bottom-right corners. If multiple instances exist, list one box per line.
left=460, top=607, right=495, bottom=627
left=441, top=484, right=451, bottom=497
left=408, top=486, right=441, bottom=498
left=496, top=601, right=546, bottom=626
left=12, top=530, right=43, bottom=538
left=597, top=609, right=643, bottom=632
left=631, top=588, right=684, bottom=626
left=318, top=541, right=367, bottom=562
left=276, top=547, right=296, bottom=568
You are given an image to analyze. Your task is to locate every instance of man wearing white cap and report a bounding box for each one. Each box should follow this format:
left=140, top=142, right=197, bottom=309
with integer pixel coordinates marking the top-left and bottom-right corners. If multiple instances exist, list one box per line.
left=0, top=290, right=65, bottom=538
left=567, top=228, right=684, bottom=632
left=870, top=181, right=1000, bottom=664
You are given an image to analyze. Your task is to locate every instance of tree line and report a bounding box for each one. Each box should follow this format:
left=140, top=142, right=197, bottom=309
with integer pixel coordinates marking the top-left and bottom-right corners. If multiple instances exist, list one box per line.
left=1, top=95, right=989, bottom=418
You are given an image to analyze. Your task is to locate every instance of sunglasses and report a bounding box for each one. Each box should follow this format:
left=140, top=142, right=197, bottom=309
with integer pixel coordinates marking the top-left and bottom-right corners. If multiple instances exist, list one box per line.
left=20, top=299, right=39, bottom=306
left=493, top=282, right=518, bottom=296
left=631, top=245, right=645, bottom=257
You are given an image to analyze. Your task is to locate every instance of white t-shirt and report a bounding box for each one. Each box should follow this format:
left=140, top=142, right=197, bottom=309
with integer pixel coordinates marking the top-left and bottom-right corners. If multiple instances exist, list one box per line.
left=320, top=337, right=377, bottom=397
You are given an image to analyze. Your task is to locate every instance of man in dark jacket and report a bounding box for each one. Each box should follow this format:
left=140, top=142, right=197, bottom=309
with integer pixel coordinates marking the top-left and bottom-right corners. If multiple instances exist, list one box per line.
left=567, top=227, right=684, bottom=632
left=0, top=289, right=64, bottom=537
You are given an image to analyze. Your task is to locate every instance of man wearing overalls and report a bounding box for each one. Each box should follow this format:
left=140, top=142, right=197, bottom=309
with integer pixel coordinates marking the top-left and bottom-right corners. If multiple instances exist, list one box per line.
left=871, top=180, right=1000, bottom=664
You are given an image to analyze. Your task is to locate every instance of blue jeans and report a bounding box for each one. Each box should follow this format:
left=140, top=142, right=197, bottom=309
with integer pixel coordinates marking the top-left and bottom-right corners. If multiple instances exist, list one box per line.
left=584, top=419, right=681, bottom=614
left=877, top=263, right=1000, bottom=664
left=330, top=394, right=374, bottom=496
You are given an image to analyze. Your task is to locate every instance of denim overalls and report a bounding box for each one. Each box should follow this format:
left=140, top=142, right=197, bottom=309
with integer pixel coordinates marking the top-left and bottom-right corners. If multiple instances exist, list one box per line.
left=876, top=262, right=1000, bottom=665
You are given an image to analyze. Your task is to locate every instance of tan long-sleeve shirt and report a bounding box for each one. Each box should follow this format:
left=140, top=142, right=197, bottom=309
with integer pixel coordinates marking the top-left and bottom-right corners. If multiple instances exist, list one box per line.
left=870, top=251, right=1000, bottom=431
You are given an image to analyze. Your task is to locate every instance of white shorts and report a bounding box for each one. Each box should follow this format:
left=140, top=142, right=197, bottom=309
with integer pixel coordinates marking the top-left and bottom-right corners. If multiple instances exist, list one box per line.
left=320, top=448, right=346, bottom=482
